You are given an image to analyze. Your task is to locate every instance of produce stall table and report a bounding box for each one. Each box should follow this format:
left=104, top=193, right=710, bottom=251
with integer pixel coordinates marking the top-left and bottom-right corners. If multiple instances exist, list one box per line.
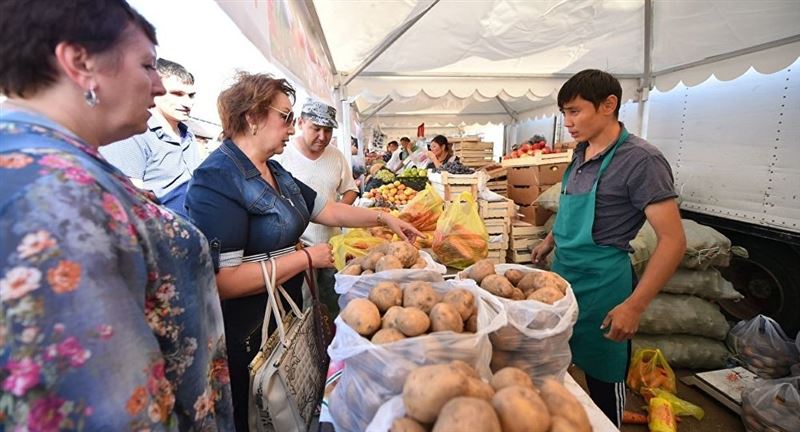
left=563, top=373, right=619, bottom=432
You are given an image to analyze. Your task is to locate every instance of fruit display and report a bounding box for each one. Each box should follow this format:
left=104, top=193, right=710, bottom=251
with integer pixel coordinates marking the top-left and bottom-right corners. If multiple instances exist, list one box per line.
left=400, top=167, right=428, bottom=178
left=503, top=142, right=569, bottom=160
left=339, top=241, right=426, bottom=276
left=459, top=259, right=568, bottom=303
left=435, top=160, right=475, bottom=174
left=364, top=181, right=417, bottom=206
left=374, top=168, right=396, bottom=183
left=387, top=362, right=590, bottom=432
left=338, top=281, right=478, bottom=341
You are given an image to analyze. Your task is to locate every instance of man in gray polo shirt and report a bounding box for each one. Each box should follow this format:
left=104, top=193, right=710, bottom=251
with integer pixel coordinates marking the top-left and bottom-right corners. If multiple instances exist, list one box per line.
left=532, top=69, right=686, bottom=427
left=100, top=58, right=201, bottom=217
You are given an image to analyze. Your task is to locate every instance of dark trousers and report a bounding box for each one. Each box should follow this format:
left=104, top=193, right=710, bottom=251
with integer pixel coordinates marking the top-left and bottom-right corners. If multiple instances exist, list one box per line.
left=584, top=340, right=632, bottom=428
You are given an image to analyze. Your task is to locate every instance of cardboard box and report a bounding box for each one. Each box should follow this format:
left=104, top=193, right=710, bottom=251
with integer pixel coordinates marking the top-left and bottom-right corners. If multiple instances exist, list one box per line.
left=518, top=203, right=553, bottom=226
left=507, top=162, right=569, bottom=187
left=508, top=185, right=547, bottom=205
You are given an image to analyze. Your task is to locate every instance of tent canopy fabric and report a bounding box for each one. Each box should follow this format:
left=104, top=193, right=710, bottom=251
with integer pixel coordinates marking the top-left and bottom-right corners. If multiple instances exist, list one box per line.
left=220, top=0, right=800, bottom=127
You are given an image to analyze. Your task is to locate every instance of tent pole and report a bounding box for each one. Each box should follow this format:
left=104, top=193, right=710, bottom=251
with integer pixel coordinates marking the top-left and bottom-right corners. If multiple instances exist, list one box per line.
left=342, top=0, right=441, bottom=86
left=361, top=96, right=394, bottom=121
left=639, top=0, right=654, bottom=138
left=495, top=96, right=519, bottom=123
left=334, top=86, right=353, bottom=166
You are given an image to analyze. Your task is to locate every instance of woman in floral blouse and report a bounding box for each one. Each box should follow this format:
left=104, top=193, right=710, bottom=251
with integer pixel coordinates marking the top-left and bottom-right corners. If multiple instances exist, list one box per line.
left=0, top=1, right=233, bottom=430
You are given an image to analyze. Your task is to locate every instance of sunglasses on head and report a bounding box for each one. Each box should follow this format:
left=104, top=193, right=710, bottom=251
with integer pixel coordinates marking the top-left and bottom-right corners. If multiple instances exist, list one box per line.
left=268, top=105, right=296, bottom=126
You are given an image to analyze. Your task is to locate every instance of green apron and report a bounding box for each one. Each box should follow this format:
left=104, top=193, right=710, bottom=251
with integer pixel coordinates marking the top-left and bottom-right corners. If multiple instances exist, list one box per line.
left=552, top=128, right=632, bottom=383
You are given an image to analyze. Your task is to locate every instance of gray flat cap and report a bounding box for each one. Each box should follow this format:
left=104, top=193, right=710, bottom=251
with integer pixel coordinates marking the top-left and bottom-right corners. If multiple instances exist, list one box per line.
left=301, top=99, right=337, bottom=128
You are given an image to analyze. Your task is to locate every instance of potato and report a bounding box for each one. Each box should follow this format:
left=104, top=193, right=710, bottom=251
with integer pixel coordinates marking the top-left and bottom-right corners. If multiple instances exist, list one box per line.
left=490, top=350, right=512, bottom=372
left=340, top=298, right=381, bottom=336
left=369, top=281, right=403, bottom=313
left=517, top=270, right=568, bottom=295
left=389, top=241, right=419, bottom=267
left=413, top=256, right=427, bottom=267
left=340, top=264, right=362, bottom=275
left=488, top=326, right=523, bottom=351
left=504, top=269, right=525, bottom=286
left=449, top=360, right=480, bottom=380
left=403, top=364, right=469, bottom=424
left=540, top=378, right=591, bottom=432
left=395, top=307, right=431, bottom=337
left=376, top=255, right=404, bottom=272
left=362, top=251, right=385, bottom=271
left=465, top=314, right=478, bottom=333
left=464, top=259, right=496, bottom=284
left=403, top=281, right=439, bottom=313
left=362, top=269, right=374, bottom=275
left=492, top=386, right=551, bottom=432
left=432, top=397, right=501, bottom=432
left=442, top=289, right=476, bottom=321
left=510, top=288, right=525, bottom=300
left=383, top=306, right=403, bottom=329
left=371, top=328, right=406, bottom=345
left=480, top=274, right=514, bottom=298
left=490, top=367, right=534, bottom=391
left=390, top=417, right=428, bottom=432
left=429, top=303, right=464, bottom=333
left=526, top=287, right=564, bottom=304
left=465, top=377, right=496, bottom=401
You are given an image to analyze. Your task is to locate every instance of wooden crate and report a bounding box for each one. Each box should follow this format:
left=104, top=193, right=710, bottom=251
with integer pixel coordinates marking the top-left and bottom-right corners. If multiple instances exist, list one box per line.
left=429, top=171, right=480, bottom=201
left=486, top=181, right=507, bottom=196
left=484, top=223, right=507, bottom=237
left=479, top=199, right=514, bottom=219
left=501, top=149, right=573, bottom=168
left=506, top=248, right=532, bottom=263
left=486, top=250, right=506, bottom=264
left=510, top=236, right=543, bottom=250
left=510, top=220, right=547, bottom=238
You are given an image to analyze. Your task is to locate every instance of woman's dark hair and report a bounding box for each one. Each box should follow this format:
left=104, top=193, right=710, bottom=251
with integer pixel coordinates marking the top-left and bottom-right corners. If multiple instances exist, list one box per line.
left=557, top=69, right=622, bottom=118
left=0, top=0, right=157, bottom=98
left=217, top=72, right=296, bottom=138
left=431, top=135, right=452, bottom=159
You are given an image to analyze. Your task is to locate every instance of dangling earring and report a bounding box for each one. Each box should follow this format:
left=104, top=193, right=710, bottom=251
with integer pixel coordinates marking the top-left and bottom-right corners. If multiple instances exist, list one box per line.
left=84, top=87, right=99, bottom=108
left=250, top=124, right=258, bottom=136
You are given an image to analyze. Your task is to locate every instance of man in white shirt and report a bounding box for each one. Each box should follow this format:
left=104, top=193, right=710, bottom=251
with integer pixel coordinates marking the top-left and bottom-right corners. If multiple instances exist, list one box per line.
left=279, top=99, right=358, bottom=314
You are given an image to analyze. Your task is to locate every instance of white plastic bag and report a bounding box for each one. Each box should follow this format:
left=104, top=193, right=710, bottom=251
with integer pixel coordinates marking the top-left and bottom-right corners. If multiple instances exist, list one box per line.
left=728, top=315, right=799, bottom=378
left=327, top=278, right=507, bottom=432
left=457, top=263, right=578, bottom=386
left=535, top=182, right=561, bottom=212
left=741, top=376, right=800, bottom=432
left=366, top=395, right=405, bottom=432
left=334, top=250, right=446, bottom=298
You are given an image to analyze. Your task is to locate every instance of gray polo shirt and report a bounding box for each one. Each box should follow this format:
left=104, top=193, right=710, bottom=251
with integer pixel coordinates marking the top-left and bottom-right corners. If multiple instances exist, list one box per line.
left=99, top=116, right=202, bottom=198
left=564, top=132, right=677, bottom=251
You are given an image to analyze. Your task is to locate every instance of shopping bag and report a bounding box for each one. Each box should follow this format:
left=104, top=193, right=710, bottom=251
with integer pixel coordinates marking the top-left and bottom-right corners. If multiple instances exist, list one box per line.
left=648, top=397, right=677, bottom=432
left=741, top=376, right=800, bottom=432
left=641, top=387, right=704, bottom=420
left=627, top=348, right=677, bottom=395
left=432, top=191, right=488, bottom=269
left=330, top=229, right=388, bottom=271
left=728, top=314, right=799, bottom=378
left=398, top=183, right=444, bottom=232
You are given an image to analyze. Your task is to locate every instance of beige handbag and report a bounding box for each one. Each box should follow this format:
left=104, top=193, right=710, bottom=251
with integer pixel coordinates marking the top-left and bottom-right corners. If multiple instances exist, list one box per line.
left=248, top=258, right=326, bottom=432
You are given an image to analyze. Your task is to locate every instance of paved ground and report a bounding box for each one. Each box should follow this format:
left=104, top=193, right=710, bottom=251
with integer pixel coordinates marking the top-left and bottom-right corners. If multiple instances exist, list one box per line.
left=570, top=367, right=745, bottom=432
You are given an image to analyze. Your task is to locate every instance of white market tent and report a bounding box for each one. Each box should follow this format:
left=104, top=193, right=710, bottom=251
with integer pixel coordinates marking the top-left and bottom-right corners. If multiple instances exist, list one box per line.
left=217, top=0, right=800, bottom=150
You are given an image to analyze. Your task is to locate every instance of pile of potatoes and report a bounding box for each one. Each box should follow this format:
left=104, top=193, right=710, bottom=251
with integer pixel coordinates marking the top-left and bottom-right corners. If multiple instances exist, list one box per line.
left=391, top=361, right=591, bottom=432
left=340, top=281, right=479, bottom=343
left=340, top=241, right=428, bottom=276
left=461, top=259, right=568, bottom=304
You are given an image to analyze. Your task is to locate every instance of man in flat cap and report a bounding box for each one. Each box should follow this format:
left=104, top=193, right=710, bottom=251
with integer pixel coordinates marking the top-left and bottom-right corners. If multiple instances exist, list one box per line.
left=279, top=99, right=358, bottom=315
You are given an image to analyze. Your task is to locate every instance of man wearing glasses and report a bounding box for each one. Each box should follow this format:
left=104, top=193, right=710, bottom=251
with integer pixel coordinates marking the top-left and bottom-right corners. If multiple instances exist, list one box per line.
left=100, top=58, right=201, bottom=218
left=278, top=99, right=358, bottom=314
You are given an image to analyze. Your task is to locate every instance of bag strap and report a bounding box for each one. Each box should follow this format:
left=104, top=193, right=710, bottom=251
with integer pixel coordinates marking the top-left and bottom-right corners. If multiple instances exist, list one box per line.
left=259, top=259, right=286, bottom=346
left=297, top=245, right=320, bottom=302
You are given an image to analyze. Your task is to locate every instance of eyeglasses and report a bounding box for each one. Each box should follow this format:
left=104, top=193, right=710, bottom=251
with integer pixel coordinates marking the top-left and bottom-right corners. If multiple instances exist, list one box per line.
left=269, top=105, right=296, bottom=126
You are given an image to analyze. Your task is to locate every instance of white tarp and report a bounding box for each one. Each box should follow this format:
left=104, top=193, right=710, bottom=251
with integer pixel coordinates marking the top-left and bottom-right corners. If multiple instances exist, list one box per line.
left=218, top=0, right=800, bottom=127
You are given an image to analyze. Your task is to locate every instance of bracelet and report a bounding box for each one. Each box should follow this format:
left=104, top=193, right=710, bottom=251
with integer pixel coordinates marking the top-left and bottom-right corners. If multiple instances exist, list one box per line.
left=376, top=212, right=384, bottom=226
left=300, top=248, right=313, bottom=270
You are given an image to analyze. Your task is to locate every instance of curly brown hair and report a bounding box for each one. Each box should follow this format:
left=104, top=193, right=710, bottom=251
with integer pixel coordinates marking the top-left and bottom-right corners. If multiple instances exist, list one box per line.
left=217, top=71, right=296, bottom=138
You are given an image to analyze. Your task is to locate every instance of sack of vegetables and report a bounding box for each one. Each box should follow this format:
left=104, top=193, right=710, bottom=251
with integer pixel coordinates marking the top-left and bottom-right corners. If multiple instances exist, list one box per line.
left=327, top=275, right=506, bottom=432
left=728, top=315, right=799, bottom=378
left=432, top=191, right=488, bottom=269
left=741, top=375, right=800, bottom=432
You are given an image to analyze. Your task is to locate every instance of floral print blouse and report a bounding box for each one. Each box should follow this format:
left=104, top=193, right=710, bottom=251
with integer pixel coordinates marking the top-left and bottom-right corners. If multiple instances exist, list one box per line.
left=0, top=109, right=234, bottom=431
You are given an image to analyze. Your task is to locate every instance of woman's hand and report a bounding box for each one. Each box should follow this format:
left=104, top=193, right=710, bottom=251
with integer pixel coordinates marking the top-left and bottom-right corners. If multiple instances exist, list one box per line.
left=383, top=215, right=422, bottom=244
left=305, top=243, right=335, bottom=269
left=425, top=151, right=441, bottom=168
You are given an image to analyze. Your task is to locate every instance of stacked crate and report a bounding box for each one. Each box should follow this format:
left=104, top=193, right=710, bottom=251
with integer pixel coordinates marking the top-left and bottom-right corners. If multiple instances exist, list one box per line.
left=507, top=220, right=548, bottom=263
left=428, top=171, right=479, bottom=202
left=479, top=198, right=515, bottom=263
left=481, top=164, right=508, bottom=196
left=502, top=150, right=572, bottom=226
left=449, top=136, right=495, bottom=168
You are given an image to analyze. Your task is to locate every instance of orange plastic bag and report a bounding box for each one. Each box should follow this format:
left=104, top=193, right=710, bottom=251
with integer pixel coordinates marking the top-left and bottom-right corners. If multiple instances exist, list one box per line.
left=398, top=183, right=445, bottom=232
left=627, top=348, right=677, bottom=395
left=329, top=229, right=388, bottom=271
left=648, top=397, right=677, bottom=432
left=432, top=192, right=488, bottom=269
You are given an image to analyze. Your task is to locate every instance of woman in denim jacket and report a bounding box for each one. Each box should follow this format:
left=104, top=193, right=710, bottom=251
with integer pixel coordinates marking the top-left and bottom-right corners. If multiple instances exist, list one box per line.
left=185, top=72, right=420, bottom=431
